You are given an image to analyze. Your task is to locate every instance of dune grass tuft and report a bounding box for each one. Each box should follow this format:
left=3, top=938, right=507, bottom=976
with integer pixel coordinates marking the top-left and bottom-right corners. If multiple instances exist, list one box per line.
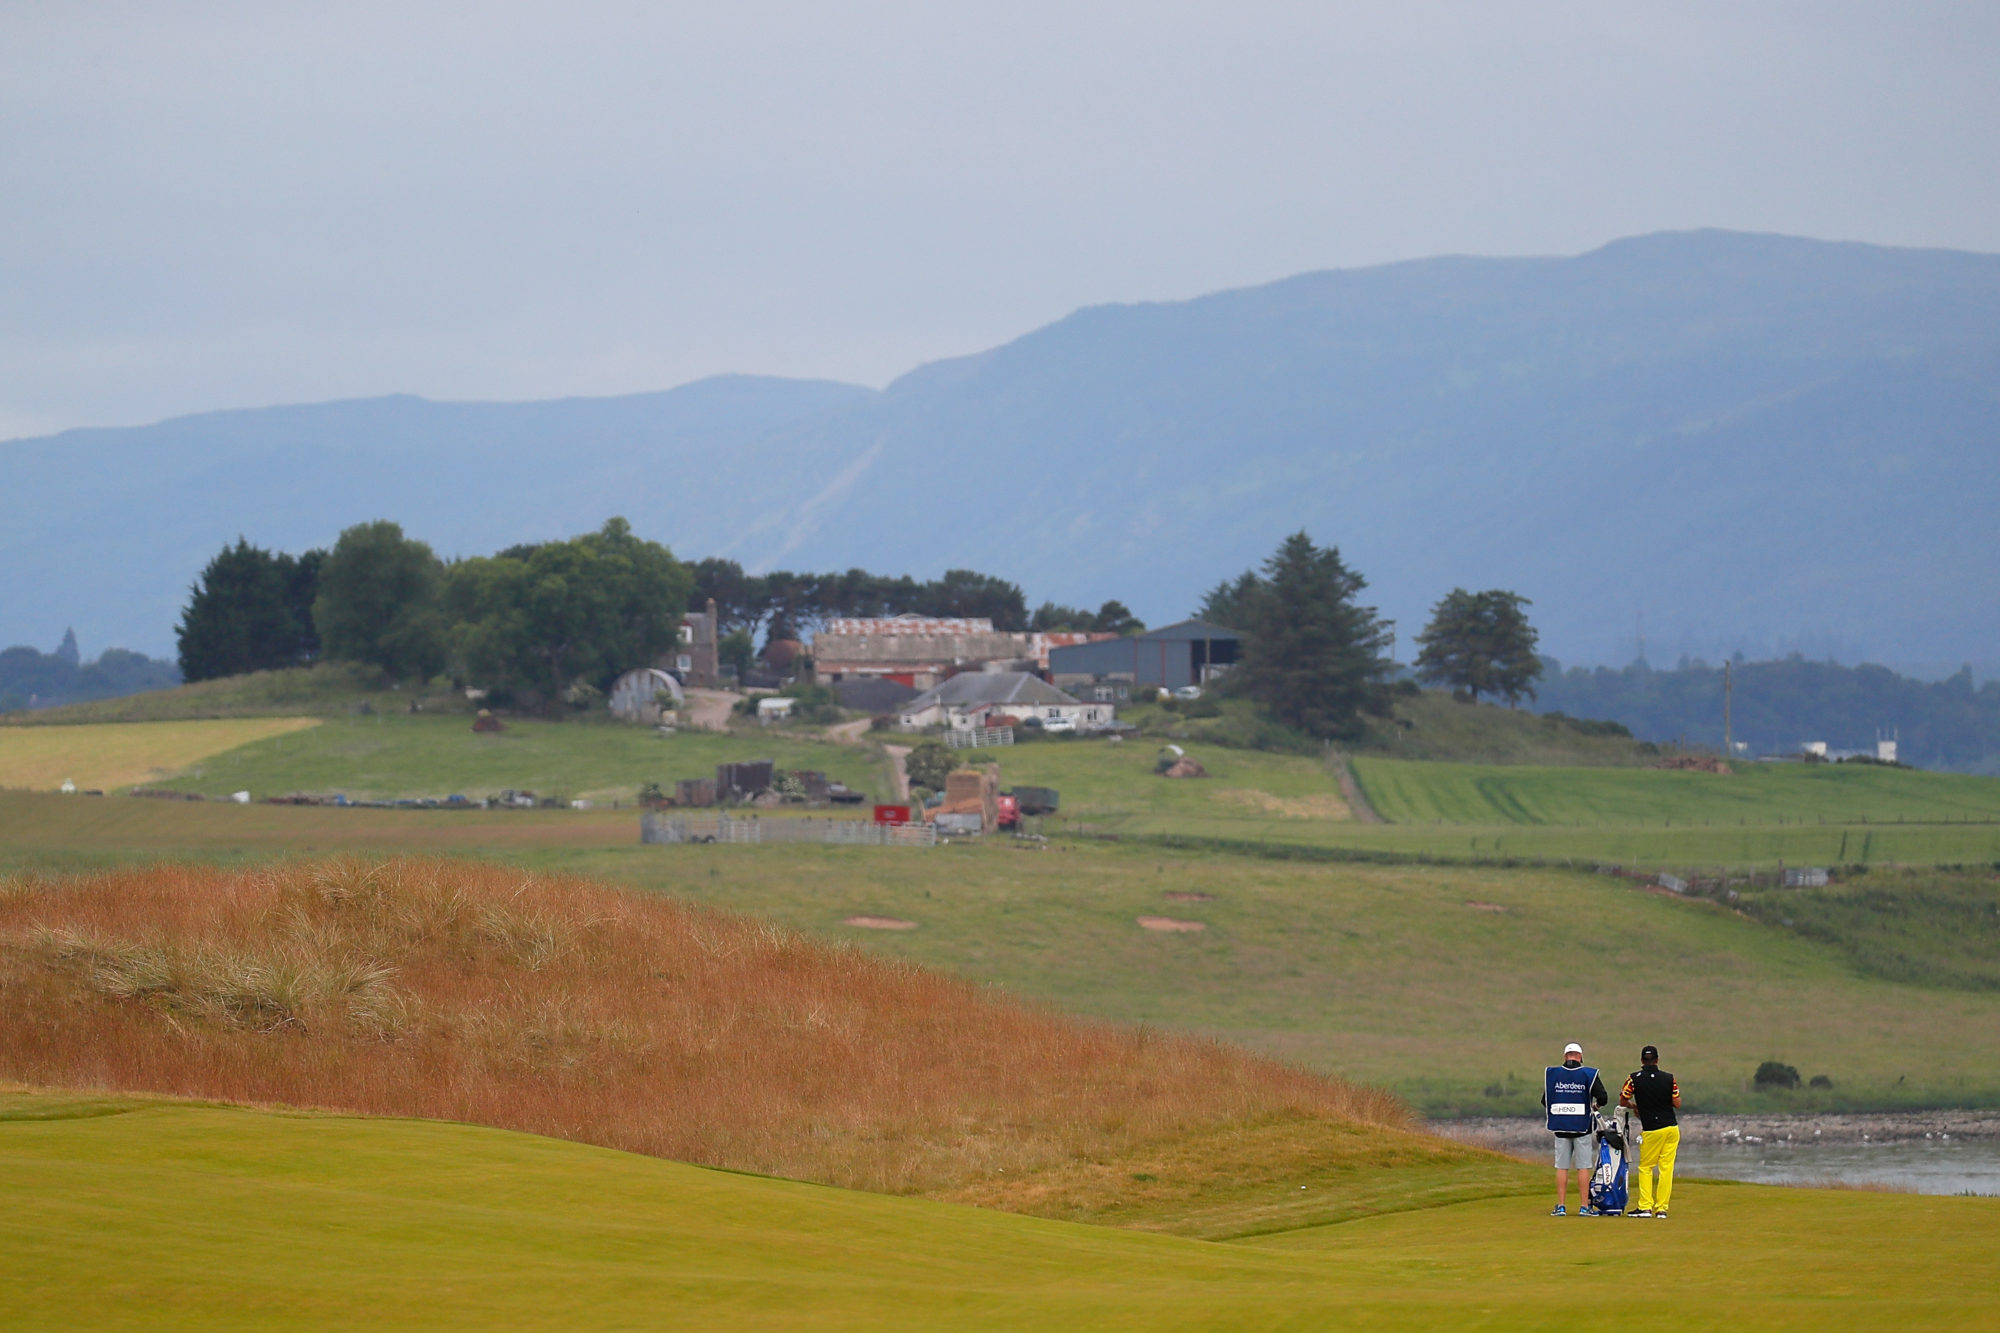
left=0, top=858, right=1410, bottom=1204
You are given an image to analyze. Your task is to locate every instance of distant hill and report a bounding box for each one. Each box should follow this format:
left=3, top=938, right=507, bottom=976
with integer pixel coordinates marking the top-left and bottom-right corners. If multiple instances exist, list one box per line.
left=1535, top=656, right=2000, bottom=775
left=5, top=230, right=1997, bottom=670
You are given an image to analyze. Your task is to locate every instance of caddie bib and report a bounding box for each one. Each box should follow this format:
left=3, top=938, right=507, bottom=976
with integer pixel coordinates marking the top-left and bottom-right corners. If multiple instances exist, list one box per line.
left=1545, top=1064, right=1597, bottom=1133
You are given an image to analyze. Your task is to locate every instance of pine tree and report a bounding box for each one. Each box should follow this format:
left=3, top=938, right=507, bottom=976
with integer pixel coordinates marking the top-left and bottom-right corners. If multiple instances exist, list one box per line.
left=1230, top=532, right=1391, bottom=739
left=176, top=539, right=318, bottom=682
left=1414, top=588, right=1542, bottom=705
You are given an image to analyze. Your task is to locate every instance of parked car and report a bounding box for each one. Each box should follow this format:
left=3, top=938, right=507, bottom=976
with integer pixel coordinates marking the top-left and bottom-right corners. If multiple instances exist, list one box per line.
left=1172, top=685, right=1204, bottom=701
left=1041, top=715, right=1078, bottom=733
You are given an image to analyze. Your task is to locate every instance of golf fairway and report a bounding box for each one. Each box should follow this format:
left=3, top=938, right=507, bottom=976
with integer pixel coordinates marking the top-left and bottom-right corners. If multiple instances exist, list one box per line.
left=3, top=1096, right=1996, bottom=1328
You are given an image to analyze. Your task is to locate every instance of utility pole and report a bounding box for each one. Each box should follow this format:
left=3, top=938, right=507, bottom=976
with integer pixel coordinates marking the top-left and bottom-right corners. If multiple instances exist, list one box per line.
left=1723, top=659, right=1733, bottom=757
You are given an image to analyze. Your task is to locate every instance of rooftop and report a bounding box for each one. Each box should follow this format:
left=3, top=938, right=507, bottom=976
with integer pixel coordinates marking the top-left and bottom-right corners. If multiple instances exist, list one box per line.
left=904, top=671, right=1082, bottom=711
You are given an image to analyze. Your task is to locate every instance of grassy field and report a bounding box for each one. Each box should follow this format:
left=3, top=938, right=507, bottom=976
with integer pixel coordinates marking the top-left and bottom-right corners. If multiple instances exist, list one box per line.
left=0, top=662, right=440, bottom=725
left=0, top=858, right=1427, bottom=1227
left=2, top=1091, right=1994, bottom=1329
left=0, top=718, right=321, bottom=792
left=998, top=739, right=2000, bottom=866
left=130, top=713, right=893, bottom=805
left=1354, top=755, right=2000, bottom=827
left=5, top=793, right=1994, bottom=1116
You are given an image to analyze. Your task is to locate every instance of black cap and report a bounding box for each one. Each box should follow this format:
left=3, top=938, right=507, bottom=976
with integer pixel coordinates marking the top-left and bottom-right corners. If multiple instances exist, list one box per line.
left=1641, top=1044, right=1659, bottom=1063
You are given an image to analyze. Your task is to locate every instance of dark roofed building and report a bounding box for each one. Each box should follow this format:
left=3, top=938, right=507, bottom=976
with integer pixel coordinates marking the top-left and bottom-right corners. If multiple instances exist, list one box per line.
left=1047, top=619, right=1241, bottom=693
left=831, top=677, right=920, bottom=715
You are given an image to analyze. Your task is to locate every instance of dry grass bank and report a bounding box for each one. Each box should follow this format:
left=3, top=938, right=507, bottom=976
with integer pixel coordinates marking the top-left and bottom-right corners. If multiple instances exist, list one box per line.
left=0, top=858, right=1405, bottom=1200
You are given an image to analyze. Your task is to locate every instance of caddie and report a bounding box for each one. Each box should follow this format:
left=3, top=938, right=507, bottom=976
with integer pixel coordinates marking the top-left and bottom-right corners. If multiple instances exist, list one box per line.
left=1543, top=1041, right=1609, bottom=1216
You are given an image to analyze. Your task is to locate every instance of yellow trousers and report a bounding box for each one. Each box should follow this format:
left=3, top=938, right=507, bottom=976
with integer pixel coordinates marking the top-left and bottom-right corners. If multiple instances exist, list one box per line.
left=1634, top=1124, right=1679, bottom=1213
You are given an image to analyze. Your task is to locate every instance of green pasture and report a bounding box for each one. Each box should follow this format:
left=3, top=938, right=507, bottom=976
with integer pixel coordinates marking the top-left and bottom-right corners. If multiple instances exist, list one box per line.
left=132, top=713, right=894, bottom=805
left=2, top=1092, right=1994, bottom=1329
left=1002, top=739, right=2000, bottom=867
left=7, top=790, right=1993, bottom=1115
left=567, top=841, right=2000, bottom=1116
left=1353, top=755, right=2000, bottom=826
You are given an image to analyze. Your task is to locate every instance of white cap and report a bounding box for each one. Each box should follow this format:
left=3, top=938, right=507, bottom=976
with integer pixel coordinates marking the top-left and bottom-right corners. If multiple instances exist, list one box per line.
left=1563, top=1042, right=1583, bottom=1055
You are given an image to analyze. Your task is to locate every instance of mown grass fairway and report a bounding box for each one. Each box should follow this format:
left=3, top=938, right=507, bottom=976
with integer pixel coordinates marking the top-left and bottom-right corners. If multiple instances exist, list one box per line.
left=0, top=717, right=320, bottom=792
left=1, top=1093, right=1994, bottom=1330
left=5, top=793, right=1995, bottom=1116
left=134, top=713, right=892, bottom=804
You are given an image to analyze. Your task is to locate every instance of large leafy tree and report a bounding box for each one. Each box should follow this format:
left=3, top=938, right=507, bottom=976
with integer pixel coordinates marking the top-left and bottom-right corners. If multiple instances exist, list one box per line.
left=1414, top=588, right=1542, bottom=705
left=314, top=521, right=447, bottom=680
left=176, top=538, right=325, bottom=682
left=444, top=517, right=691, bottom=709
left=1029, top=599, right=1146, bottom=634
left=1227, top=532, right=1392, bottom=739
left=913, top=569, right=1028, bottom=629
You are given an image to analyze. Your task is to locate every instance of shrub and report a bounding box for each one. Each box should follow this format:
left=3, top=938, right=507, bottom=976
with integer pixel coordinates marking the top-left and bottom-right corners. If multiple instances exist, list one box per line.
left=1754, top=1060, right=1802, bottom=1090
left=1809, top=1074, right=1833, bottom=1089
left=904, top=740, right=956, bottom=792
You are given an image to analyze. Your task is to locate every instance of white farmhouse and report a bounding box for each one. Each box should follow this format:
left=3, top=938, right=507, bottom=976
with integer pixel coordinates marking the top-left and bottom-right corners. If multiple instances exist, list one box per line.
left=896, top=671, right=1107, bottom=733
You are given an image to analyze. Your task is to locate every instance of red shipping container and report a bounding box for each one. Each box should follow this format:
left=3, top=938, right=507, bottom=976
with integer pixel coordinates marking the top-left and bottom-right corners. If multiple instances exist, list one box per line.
left=873, top=804, right=912, bottom=824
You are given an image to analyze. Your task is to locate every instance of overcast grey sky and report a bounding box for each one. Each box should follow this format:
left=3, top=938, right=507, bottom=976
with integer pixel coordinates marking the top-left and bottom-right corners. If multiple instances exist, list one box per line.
left=4, top=1, right=1997, bottom=438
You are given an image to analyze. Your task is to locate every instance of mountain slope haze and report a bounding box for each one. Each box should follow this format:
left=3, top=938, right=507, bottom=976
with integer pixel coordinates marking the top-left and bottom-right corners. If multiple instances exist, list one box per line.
left=5, top=231, right=1995, bottom=669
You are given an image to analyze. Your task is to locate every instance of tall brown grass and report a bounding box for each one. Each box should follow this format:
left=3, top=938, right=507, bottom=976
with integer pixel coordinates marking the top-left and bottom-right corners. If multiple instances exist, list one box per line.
left=0, top=859, right=1405, bottom=1196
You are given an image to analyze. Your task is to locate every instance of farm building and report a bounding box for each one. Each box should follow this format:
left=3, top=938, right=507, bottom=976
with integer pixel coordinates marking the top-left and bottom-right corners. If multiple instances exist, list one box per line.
left=811, top=615, right=1113, bottom=689
left=661, top=598, right=722, bottom=687
left=896, top=671, right=1109, bottom=733
left=1048, top=619, right=1241, bottom=695
left=609, top=667, right=683, bottom=724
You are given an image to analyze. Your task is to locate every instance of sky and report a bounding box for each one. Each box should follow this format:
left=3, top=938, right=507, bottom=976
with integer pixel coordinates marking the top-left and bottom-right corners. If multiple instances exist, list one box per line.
left=4, top=1, right=1999, bottom=440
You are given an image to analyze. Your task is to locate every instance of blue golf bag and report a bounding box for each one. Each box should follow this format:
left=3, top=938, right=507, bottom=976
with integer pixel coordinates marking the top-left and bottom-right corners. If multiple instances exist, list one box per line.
left=1589, top=1113, right=1629, bottom=1215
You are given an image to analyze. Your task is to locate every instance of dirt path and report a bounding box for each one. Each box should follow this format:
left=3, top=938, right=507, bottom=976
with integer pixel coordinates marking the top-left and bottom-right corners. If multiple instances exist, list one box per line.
left=682, top=689, right=737, bottom=732
left=1327, top=750, right=1382, bottom=824
left=882, top=745, right=911, bottom=802
left=826, top=718, right=874, bottom=743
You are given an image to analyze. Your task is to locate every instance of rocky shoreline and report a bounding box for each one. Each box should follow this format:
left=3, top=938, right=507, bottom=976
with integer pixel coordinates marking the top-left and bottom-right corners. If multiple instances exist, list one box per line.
left=1432, top=1111, right=2000, bottom=1156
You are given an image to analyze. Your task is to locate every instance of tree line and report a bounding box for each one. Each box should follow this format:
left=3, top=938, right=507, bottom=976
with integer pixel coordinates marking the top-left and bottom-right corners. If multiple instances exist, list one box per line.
left=178, top=519, right=690, bottom=710
left=0, top=630, right=179, bottom=714
left=177, top=526, right=1152, bottom=709
left=687, top=558, right=1145, bottom=641
left=1535, top=656, right=2000, bottom=774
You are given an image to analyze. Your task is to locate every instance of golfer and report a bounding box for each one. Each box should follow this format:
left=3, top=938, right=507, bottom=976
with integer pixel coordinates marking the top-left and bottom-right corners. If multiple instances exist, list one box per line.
left=1544, top=1041, right=1608, bottom=1215
left=1620, top=1044, right=1681, bottom=1218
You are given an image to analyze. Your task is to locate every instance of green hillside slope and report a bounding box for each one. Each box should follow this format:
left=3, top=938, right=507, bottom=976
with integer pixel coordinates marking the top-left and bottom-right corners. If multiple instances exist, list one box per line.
left=1353, top=755, right=2000, bottom=826
left=3, top=1093, right=1994, bottom=1329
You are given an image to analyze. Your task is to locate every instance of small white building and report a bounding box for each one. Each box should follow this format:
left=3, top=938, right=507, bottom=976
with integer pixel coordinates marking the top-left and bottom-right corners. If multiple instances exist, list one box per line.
left=896, top=671, right=1107, bottom=733
left=609, top=667, right=684, bottom=724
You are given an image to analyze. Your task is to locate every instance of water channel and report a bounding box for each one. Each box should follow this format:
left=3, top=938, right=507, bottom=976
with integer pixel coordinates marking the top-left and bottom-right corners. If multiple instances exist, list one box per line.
left=1433, top=1114, right=2000, bottom=1196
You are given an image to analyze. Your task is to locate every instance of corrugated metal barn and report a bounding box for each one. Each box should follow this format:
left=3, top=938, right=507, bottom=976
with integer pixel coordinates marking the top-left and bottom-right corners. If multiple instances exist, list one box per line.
left=1047, top=619, right=1241, bottom=691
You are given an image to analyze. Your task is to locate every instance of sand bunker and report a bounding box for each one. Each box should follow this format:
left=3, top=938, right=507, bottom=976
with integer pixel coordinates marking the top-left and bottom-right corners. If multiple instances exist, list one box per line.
left=1137, top=916, right=1207, bottom=933
left=1465, top=901, right=1509, bottom=913
left=1214, top=789, right=1351, bottom=820
left=1163, top=891, right=1214, bottom=902
left=843, top=916, right=918, bottom=931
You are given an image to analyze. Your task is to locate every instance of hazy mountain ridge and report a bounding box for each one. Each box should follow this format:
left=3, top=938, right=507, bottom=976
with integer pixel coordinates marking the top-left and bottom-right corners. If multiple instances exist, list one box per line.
left=5, top=230, right=1996, bottom=669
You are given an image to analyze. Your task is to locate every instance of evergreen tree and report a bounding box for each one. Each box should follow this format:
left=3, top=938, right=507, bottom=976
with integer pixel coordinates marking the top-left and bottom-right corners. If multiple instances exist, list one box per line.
left=1197, top=571, right=1262, bottom=628
left=1230, top=532, right=1391, bottom=739
left=176, top=538, right=319, bottom=682
left=1414, top=589, right=1542, bottom=705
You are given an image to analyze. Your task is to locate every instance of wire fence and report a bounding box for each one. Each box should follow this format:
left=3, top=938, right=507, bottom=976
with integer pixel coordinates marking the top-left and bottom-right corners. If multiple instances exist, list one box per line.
left=641, top=813, right=936, bottom=847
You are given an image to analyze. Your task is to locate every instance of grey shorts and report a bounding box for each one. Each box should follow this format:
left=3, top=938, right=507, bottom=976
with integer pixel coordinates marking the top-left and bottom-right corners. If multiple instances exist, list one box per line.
left=1553, top=1133, right=1596, bottom=1169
